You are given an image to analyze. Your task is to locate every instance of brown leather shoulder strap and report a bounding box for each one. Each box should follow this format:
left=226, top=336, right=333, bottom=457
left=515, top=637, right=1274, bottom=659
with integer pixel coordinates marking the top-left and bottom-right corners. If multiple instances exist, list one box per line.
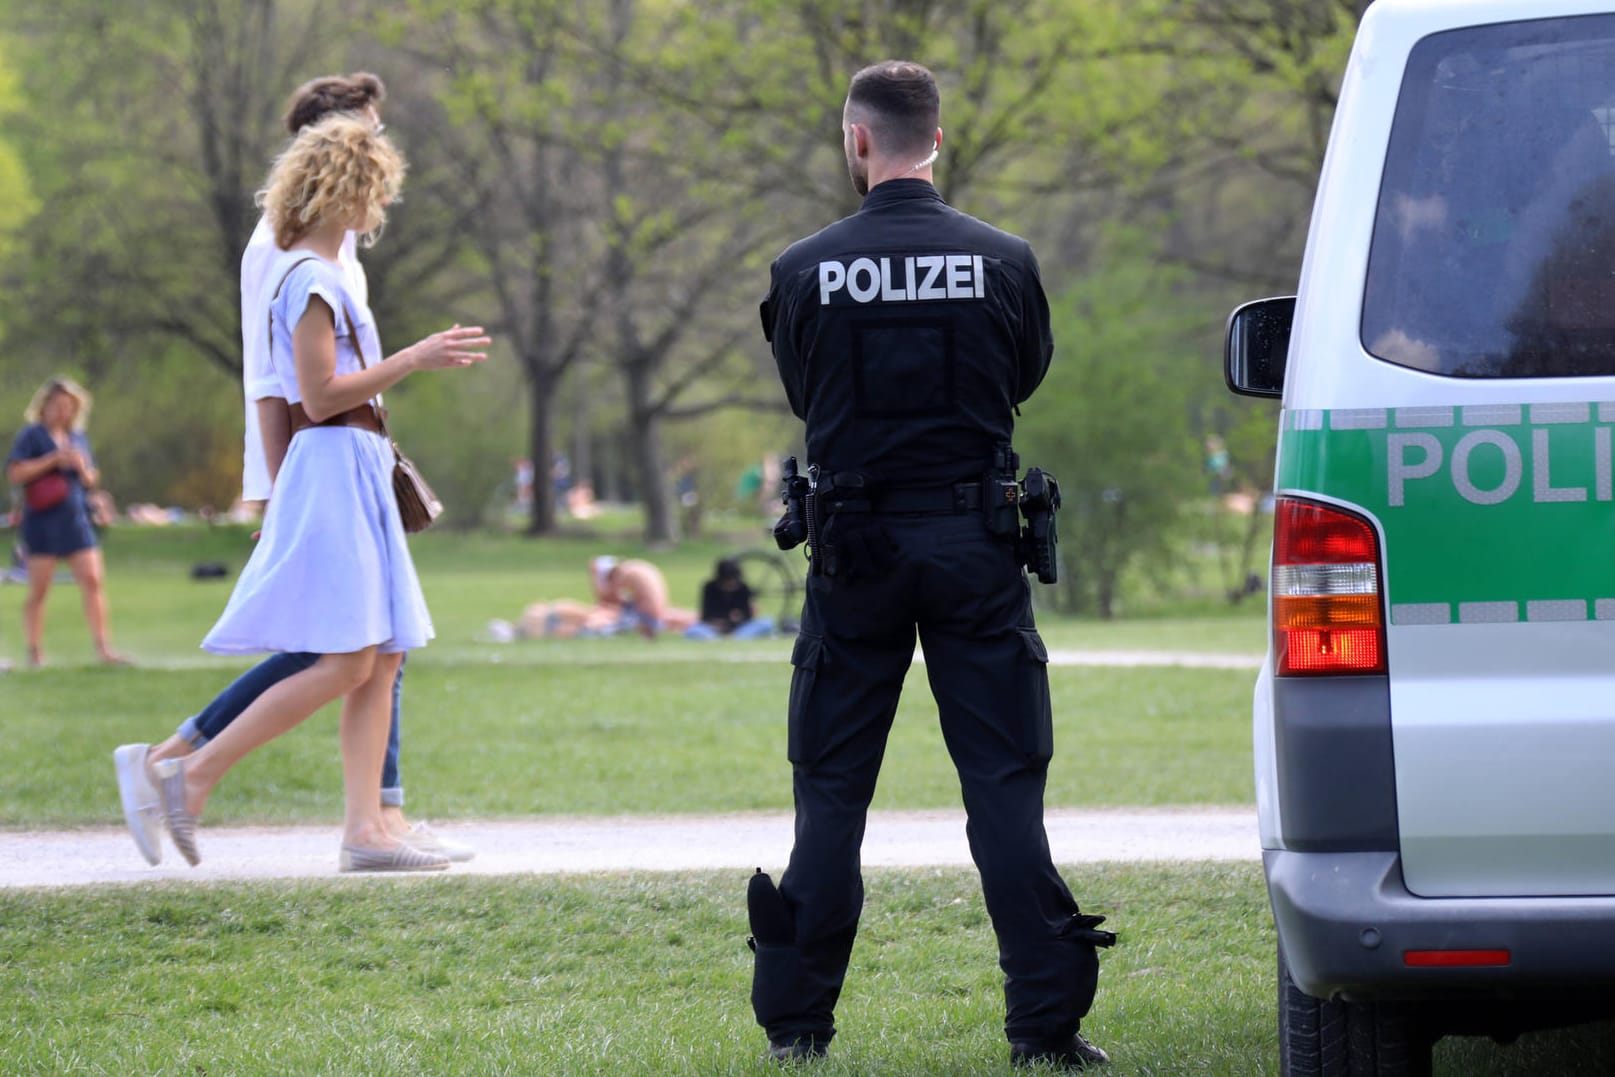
left=265, top=255, right=321, bottom=375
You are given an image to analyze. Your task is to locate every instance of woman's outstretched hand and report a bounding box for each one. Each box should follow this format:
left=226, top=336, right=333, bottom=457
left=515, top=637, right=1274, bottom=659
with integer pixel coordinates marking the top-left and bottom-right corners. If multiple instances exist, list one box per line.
left=411, top=324, right=491, bottom=370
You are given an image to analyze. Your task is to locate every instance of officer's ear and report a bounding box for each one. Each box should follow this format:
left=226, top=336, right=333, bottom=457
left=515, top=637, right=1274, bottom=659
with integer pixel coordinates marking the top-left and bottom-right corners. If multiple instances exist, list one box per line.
left=849, top=122, right=870, bottom=160
left=933, top=128, right=943, bottom=153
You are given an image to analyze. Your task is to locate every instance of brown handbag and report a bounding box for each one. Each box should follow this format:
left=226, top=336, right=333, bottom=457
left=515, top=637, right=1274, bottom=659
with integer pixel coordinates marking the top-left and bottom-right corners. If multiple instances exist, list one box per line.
left=389, top=443, right=443, bottom=533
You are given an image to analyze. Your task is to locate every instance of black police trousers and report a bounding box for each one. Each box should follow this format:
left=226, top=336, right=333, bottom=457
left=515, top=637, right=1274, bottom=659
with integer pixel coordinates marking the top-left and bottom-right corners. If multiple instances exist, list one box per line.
left=751, top=511, right=1101, bottom=1047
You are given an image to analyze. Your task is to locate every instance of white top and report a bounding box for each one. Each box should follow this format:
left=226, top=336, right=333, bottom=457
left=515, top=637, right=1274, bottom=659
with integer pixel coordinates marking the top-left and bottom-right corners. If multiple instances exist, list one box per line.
left=239, top=217, right=367, bottom=500
left=266, top=258, right=382, bottom=402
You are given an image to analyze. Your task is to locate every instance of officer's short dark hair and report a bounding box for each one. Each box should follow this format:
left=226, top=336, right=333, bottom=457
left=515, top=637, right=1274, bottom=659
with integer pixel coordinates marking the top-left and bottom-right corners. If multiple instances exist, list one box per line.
left=847, top=61, right=939, bottom=157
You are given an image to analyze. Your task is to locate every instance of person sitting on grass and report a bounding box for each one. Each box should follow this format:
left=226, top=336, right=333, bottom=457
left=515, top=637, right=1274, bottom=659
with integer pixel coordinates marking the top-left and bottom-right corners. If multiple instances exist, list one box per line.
left=684, top=558, right=775, bottom=641
left=589, top=555, right=697, bottom=639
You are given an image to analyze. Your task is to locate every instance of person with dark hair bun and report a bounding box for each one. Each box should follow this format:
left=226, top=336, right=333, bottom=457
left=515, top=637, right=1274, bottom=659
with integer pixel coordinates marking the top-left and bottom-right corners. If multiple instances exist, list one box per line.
left=748, top=60, right=1112, bottom=1070
left=282, top=71, right=385, bottom=136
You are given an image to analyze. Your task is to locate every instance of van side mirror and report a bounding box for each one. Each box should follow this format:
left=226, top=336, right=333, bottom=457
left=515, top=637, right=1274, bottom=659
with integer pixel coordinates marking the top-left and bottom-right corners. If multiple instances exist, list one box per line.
left=1225, top=296, right=1295, bottom=398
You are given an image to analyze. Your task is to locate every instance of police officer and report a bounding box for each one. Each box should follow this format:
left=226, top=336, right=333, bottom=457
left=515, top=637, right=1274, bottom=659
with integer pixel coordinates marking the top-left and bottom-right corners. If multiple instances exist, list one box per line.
left=749, top=61, right=1113, bottom=1069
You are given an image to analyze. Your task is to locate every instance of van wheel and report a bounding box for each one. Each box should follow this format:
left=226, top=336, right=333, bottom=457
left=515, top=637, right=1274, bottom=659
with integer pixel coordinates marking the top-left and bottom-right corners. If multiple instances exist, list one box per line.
left=1278, top=943, right=1432, bottom=1077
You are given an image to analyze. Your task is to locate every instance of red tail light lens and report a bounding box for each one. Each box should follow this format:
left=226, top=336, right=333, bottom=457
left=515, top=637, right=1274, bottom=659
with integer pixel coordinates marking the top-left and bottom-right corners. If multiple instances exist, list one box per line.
left=1273, top=498, right=1386, bottom=676
left=1403, top=949, right=1511, bottom=968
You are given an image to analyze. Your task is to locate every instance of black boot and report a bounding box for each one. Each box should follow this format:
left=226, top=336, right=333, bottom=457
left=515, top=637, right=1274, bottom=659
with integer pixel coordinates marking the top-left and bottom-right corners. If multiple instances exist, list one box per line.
left=766, top=1037, right=829, bottom=1063
left=1009, top=1031, right=1109, bottom=1069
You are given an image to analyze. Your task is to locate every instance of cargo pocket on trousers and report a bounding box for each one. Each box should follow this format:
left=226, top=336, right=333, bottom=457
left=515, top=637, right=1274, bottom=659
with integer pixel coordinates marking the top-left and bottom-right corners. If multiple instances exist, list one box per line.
left=749, top=939, right=809, bottom=1030
left=787, top=633, right=827, bottom=764
left=1017, top=628, right=1054, bottom=762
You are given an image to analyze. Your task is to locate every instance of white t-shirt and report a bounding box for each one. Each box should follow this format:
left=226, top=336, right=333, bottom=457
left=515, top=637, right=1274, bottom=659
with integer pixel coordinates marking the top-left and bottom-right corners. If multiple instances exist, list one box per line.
left=239, top=217, right=367, bottom=501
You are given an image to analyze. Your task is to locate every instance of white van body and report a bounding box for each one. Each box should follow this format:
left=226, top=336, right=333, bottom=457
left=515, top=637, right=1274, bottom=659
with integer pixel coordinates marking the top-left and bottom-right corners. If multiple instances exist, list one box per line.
left=1229, top=1, right=1615, bottom=1071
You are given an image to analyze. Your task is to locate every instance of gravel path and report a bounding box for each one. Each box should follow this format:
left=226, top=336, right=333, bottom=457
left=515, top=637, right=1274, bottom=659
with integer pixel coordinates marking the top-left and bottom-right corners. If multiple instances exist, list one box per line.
left=0, top=807, right=1258, bottom=890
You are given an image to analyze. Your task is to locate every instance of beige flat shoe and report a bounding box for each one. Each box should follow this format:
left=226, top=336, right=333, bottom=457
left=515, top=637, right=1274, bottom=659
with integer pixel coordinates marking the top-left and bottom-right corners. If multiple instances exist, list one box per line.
left=402, top=822, right=476, bottom=862
left=339, top=842, right=450, bottom=873
left=113, top=744, right=164, bottom=866
left=153, top=758, right=200, bottom=866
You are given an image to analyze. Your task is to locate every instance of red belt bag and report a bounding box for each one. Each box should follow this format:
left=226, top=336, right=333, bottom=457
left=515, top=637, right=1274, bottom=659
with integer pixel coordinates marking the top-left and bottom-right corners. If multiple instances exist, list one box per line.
left=25, top=471, right=70, bottom=512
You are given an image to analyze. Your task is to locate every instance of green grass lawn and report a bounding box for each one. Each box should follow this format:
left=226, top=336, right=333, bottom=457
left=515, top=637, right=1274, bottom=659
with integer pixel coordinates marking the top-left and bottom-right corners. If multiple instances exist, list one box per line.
left=0, top=525, right=1276, bottom=1073
left=3, top=865, right=1609, bottom=1076
left=6, top=527, right=1614, bottom=1074
left=0, top=525, right=1261, bottom=827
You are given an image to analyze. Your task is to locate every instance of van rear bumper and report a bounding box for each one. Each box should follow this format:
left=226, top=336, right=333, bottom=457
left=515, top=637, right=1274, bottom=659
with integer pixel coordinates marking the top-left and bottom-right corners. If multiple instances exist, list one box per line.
left=1266, top=849, right=1615, bottom=1002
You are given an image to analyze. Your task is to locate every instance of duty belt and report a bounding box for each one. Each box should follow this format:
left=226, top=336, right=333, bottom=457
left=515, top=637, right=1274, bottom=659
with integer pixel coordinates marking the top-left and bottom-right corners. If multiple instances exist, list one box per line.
left=816, top=480, right=983, bottom=515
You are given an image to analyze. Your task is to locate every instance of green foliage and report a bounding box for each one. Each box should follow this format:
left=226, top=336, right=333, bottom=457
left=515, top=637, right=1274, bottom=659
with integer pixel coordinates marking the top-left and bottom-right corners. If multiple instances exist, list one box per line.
left=1017, top=231, right=1211, bottom=618
left=383, top=350, right=528, bottom=528
left=0, top=0, right=1357, bottom=573
left=0, top=36, right=37, bottom=265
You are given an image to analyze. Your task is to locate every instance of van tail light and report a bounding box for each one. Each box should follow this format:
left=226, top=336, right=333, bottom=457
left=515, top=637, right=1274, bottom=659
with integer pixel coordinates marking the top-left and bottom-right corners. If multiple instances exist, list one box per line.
left=1403, top=949, right=1511, bottom=968
left=1272, top=498, right=1386, bottom=676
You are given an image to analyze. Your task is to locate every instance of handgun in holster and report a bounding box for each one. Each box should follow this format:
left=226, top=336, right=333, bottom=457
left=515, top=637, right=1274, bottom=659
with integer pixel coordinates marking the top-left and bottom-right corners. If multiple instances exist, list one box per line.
left=1018, top=467, right=1061, bottom=585
left=773, top=456, right=813, bottom=551
left=774, top=456, right=832, bottom=575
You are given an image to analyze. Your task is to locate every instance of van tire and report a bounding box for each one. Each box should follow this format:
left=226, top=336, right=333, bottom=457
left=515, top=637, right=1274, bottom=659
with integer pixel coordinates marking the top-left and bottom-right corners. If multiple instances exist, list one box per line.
left=1278, top=943, right=1433, bottom=1077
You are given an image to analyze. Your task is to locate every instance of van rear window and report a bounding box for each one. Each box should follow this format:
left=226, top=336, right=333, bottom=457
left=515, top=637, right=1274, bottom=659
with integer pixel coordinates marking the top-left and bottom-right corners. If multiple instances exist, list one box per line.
left=1363, top=15, right=1615, bottom=378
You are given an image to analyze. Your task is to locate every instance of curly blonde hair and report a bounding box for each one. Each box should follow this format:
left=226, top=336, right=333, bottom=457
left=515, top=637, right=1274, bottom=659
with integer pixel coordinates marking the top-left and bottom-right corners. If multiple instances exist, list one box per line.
left=258, top=113, right=405, bottom=250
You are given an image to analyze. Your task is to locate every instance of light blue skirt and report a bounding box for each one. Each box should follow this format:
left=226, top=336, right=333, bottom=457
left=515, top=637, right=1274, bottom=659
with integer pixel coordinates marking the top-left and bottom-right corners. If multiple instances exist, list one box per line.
left=203, top=426, right=433, bottom=655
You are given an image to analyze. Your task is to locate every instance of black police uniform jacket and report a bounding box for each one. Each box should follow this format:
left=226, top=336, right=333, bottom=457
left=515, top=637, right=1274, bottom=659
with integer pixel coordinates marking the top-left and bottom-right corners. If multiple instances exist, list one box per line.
left=761, top=178, right=1054, bottom=486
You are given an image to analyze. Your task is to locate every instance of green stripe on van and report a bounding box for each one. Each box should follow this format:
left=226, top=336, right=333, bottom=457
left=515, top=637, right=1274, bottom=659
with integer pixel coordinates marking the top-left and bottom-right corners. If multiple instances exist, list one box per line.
left=1276, top=405, right=1615, bottom=623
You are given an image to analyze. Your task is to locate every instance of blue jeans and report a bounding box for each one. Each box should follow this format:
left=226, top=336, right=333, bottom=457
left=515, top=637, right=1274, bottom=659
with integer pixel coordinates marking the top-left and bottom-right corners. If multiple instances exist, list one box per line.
left=177, top=652, right=406, bottom=806
left=684, top=617, right=775, bottom=641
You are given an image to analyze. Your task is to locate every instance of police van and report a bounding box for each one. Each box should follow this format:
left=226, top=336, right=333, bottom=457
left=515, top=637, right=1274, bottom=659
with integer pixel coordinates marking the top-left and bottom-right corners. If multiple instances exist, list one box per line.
left=1225, top=1, right=1615, bottom=1072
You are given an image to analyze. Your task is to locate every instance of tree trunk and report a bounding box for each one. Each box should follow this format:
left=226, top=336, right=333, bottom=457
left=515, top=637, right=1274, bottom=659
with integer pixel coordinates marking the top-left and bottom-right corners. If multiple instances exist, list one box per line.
left=525, top=368, right=559, bottom=535
left=625, top=359, right=677, bottom=545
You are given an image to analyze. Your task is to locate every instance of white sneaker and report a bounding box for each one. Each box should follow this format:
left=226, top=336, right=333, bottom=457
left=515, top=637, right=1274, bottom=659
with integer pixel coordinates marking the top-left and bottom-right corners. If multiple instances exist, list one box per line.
left=402, top=821, right=476, bottom=862
left=113, top=744, right=164, bottom=865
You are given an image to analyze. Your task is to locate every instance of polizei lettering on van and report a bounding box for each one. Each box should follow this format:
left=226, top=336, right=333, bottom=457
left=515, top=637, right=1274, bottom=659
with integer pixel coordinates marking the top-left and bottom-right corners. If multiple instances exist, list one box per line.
left=1277, top=405, right=1615, bottom=624
left=818, top=254, right=986, bottom=305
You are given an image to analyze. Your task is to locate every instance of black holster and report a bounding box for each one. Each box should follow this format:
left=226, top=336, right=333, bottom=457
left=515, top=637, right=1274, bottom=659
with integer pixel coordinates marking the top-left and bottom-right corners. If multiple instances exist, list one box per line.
left=1018, top=467, right=1062, bottom=585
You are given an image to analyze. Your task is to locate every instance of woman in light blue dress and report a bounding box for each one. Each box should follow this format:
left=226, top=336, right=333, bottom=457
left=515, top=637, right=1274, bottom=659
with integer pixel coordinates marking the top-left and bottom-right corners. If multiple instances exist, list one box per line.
left=153, top=114, right=488, bottom=872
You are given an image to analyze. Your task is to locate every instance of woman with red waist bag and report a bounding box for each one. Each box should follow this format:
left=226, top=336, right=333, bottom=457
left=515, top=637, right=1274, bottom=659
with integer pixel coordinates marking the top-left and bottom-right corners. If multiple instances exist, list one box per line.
left=5, top=377, right=127, bottom=668
left=151, top=113, right=488, bottom=872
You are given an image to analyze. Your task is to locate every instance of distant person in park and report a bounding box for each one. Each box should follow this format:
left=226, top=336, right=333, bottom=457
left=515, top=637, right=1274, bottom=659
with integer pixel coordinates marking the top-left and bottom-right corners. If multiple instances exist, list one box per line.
left=589, top=555, right=697, bottom=638
left=684, top=558, right=774, bottom=640
left=114, top=74, right=482, bottom=870
left=128, top=114, right=486, bottom=873
left=747, top=62, right=1113, bottom=1068
left=6, top=377, right=128, bottom=667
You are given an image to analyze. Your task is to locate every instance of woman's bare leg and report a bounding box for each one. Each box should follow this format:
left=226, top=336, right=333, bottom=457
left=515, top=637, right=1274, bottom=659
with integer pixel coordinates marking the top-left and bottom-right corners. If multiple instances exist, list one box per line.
left=66, top=547, right=123, bottom=662
left=22, top=554, right=55, bottom=665
left=180, top=648, right=377, bottom=817
left=340, top=651, right=403, bottom=848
